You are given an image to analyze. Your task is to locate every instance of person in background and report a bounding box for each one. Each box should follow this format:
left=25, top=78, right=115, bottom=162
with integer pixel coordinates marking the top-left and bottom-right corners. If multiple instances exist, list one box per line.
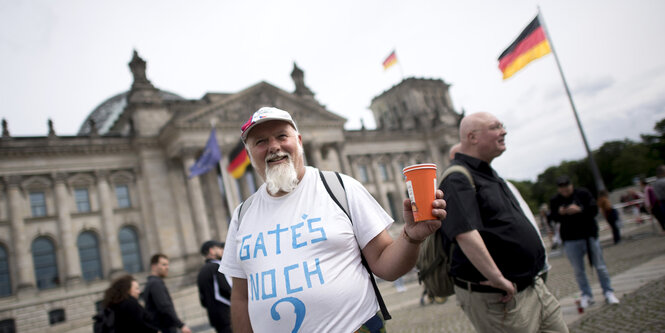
left=645, top=166, right=665, bottom=234
left=197, top=240, right=232, bottom=333
left=143, top=254, right=192, bottom=333
left=653, top=165, right=665, bottom=204
left=539, top=203, right=560, bottom=250
left=597, top=190, right=621, bottom=244
left=549, top=176, right=620, bottom=309
left=102, top=274, right=158, bottom=333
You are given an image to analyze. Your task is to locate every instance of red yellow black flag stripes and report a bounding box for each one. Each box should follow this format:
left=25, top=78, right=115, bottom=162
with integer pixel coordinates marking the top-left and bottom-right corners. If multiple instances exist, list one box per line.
left=226, top=141, right=251, bottom=179
left=498, top=15, right=551, bottom=79
left=382, top=50, right=398, bottom=70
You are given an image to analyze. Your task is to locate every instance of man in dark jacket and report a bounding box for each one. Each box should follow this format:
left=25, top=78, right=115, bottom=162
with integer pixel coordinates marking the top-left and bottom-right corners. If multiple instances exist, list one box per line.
left=143, top=254, right=191, bottom=333
left=197, top=240, right=232, bottom=333
left=549, top=176, right=619, bottom=309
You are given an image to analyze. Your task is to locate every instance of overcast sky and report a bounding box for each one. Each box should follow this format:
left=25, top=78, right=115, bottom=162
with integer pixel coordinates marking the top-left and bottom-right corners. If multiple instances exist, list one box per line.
left=1, top=0, right=664, bottom=181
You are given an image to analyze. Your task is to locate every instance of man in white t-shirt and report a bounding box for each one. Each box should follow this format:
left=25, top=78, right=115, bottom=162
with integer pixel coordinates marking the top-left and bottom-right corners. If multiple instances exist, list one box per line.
left=219, top=107, right=447, bottom=333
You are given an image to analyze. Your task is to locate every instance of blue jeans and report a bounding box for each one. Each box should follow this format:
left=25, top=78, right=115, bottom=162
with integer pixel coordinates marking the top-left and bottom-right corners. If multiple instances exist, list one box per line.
left=563, top=238, right=614, bottom=297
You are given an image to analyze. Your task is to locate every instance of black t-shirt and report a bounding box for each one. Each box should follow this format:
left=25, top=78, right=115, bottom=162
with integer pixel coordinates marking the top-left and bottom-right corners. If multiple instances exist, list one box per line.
left=549, top=187, right=599, bottom=241
left=439, top=153, right=545, bottom=284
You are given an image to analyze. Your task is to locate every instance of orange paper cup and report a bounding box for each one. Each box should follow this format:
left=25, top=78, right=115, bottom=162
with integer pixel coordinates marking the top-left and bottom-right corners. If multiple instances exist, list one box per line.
left=402, top=163, right=438, bottom=222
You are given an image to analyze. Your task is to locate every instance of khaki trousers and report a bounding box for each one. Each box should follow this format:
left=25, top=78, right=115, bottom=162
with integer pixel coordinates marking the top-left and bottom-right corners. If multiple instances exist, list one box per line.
left=454, top=277, right=568, bottom=333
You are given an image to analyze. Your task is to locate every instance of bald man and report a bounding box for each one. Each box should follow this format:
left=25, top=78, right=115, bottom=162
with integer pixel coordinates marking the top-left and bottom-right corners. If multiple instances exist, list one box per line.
left=439, top=112, right=567, bottom=333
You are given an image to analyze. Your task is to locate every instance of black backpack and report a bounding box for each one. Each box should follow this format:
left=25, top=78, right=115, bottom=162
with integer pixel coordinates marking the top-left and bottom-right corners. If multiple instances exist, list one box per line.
left=92, top=307, right=115, bottom=333
left=416, top=165, right=475, bottom=297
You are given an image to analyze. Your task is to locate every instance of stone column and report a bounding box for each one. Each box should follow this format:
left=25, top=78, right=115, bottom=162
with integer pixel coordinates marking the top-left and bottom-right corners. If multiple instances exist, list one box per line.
left=308, top=142, right=323, bottom=169
left=392, top=158, right=408, bottom=199
left=53, top=173, right=82, bottom=284
left=96, top=171, right=123, bottom=275
left=203, top=171, right=229, bottom=241
left=237, top=175, right=252, bottom=199
left=183, top=155, right=211, bottom=244
left=426, top=137, right=443, bottom=167
left=370, top=157, right=389, bottom=209
left=335, top=143, right=352, bottom=175
left=335, top=143, right=353, bottom=175
left=6, top=176, right=35, bottom=292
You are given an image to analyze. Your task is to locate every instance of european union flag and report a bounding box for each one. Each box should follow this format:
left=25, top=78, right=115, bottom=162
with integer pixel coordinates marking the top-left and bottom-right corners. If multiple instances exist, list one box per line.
left=188, top=129, right=221, bottom=178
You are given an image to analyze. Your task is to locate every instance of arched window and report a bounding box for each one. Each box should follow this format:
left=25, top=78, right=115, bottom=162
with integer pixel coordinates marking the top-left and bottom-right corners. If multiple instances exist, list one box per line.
left=0, top=245, right=11, bottom=297
left=118, top=227, right=143, bottom=273
left=32, top=237, right=59, bottom=289
left=77, top=232, right=102, bottom=281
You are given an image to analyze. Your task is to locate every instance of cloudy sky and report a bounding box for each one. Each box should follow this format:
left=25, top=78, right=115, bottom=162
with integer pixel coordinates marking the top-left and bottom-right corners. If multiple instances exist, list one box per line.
left=1, top=0, right=664, bottom=181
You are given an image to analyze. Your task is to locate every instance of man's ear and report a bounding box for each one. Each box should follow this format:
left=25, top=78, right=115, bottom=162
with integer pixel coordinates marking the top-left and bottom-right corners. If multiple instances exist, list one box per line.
left=467, top=131, right=477, bottom=145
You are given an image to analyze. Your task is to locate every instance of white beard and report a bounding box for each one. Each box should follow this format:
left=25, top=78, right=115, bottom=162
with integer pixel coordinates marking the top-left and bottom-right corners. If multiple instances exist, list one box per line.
left=264, top=152, right=299, bottom=195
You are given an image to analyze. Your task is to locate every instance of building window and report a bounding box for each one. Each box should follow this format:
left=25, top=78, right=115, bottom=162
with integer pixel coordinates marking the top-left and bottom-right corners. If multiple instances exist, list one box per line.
left=32, top=237, right=59, bottom=290
left=0, top=245, right=10, bottom=297
left=74, top=188, right=91, bottom=212
left=115, top=185, right=131, bottom=208
left=0, top=319, right=15, bottom=333
left=29, top=192, right=47, bottom=217
left=379, top=163, right=390, bottom=181
left=118, top=227, right=143, bottom=273
left=358, top=165, right=369, bottom=183
left=77, top=232, right=102, bottom=281
left=48, top=309, right=65, bottom=325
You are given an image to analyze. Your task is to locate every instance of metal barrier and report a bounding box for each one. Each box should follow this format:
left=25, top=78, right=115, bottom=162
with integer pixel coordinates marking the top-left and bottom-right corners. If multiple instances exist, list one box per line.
left=612, top=198, right=658, bottom=234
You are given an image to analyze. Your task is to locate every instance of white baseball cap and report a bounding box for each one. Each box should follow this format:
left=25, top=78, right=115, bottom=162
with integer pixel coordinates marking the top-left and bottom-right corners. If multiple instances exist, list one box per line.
left=240, top=107, right=298, bottom=142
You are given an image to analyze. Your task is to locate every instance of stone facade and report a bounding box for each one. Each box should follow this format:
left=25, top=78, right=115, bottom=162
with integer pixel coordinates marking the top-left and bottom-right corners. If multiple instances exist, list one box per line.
left=0, top=51, right=460, bottom=332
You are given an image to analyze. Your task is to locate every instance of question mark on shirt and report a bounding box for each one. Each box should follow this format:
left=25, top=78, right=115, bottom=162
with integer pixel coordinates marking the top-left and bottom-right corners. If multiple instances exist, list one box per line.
left=270, top=297, right=306, bottom=333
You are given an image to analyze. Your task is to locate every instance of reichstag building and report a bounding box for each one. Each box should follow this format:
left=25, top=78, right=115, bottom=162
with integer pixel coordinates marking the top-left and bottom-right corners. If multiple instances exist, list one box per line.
left=0, top=51, right=460, bottom=332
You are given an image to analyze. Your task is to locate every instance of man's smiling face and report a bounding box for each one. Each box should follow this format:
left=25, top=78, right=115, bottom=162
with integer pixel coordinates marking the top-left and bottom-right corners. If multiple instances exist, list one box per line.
left=245, top=120, right=305, bottom=184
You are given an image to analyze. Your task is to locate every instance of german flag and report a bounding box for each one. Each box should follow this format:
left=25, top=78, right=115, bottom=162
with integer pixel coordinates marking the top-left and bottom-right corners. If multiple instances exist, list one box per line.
left=498, top=15, right=551, bottom=80
left=226, top=141, right=251, bottom=179
left=382, top=50, right=398, bottom=70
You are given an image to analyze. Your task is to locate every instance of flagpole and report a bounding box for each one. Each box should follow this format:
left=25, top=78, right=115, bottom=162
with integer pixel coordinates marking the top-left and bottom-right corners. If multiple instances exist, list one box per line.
left=538, top=8, right=606, bottom=192
left=210, top=119, right=239, bottom=215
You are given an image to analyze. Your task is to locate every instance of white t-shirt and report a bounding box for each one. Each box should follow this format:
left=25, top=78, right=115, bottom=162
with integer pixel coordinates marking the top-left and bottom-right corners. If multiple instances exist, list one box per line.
left=506, top=181, right=549, bottom=272
left=220, top=167, right=393, bottom=333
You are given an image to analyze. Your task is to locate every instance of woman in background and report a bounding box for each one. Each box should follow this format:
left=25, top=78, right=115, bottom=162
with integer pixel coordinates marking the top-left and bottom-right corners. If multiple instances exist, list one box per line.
left=102, top=274, right=158, bottom=333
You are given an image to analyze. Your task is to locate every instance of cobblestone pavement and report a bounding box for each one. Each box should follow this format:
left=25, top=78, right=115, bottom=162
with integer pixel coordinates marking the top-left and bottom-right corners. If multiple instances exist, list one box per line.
left=568, top=276, right=665, bottom=333
left=378, top=218, right=665, bottom=332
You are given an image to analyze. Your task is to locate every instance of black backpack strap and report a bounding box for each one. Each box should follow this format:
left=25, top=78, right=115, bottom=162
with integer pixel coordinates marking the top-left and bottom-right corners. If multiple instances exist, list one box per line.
left=319, top=170, right=392, bottom=320
left=440, top=165, right=475, bottom=190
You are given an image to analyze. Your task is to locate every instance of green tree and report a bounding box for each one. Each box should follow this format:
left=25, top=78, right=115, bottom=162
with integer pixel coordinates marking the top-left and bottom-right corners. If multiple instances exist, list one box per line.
left=511, top=117, right=665, bottom=212
left=594, top=140, right=628, bottom=190
left=641, top=118, right=665, bottom=166
left=611, top=142, right=660, bottom=186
